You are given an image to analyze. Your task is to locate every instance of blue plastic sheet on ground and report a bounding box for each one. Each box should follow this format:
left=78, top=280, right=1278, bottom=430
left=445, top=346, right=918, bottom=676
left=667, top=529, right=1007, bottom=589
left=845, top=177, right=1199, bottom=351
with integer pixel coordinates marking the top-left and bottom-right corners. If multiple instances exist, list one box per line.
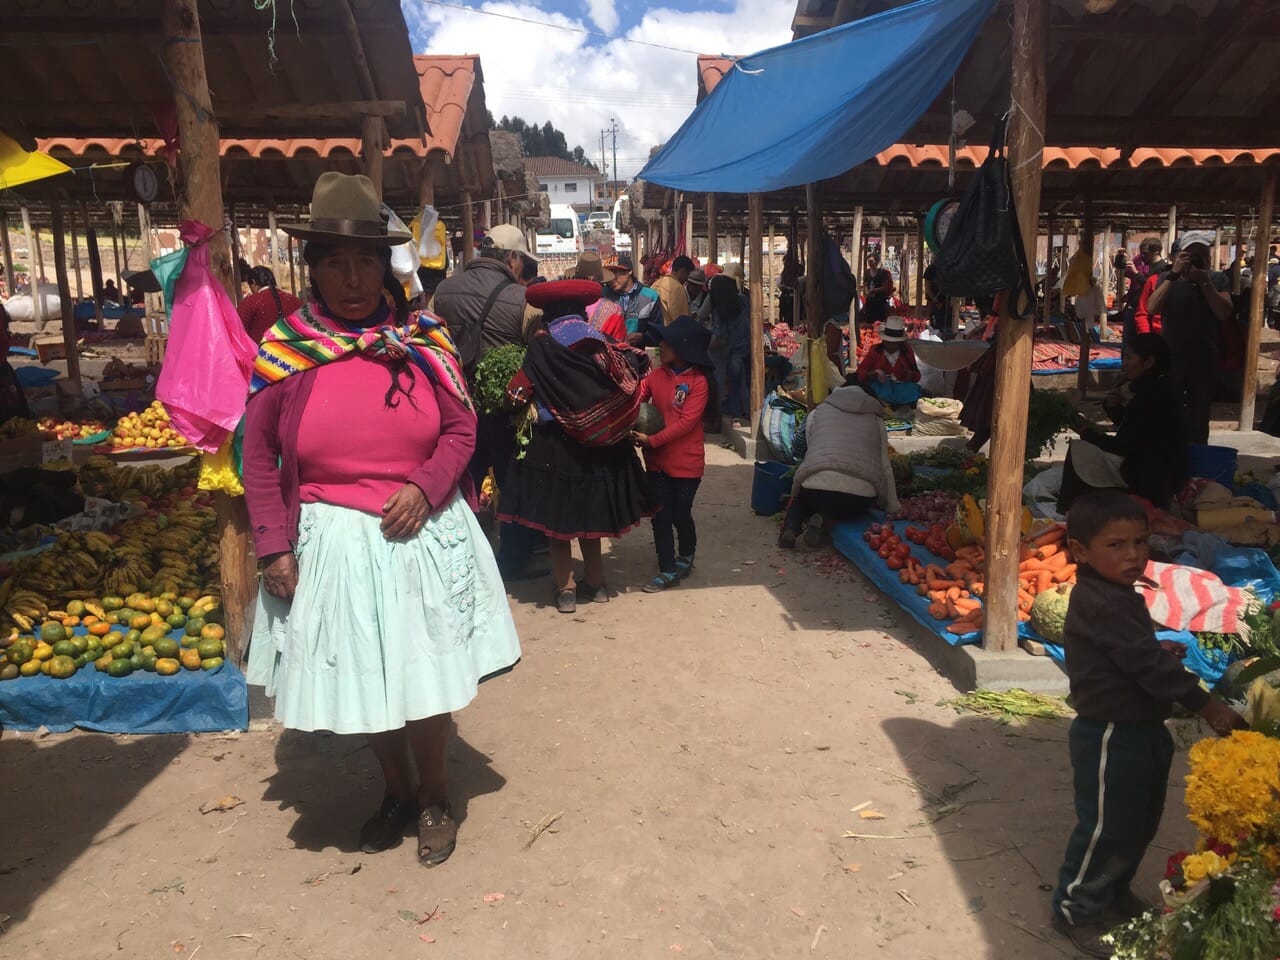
left=0, top=626, right=247, bottom=733
left=1038, top=630, right=1232, bottom=687
left=831, top=515, right=982, bottom=646
left=1031, top=356, right=1123, bottom=376
left=15, top=365, right=60, bottom=387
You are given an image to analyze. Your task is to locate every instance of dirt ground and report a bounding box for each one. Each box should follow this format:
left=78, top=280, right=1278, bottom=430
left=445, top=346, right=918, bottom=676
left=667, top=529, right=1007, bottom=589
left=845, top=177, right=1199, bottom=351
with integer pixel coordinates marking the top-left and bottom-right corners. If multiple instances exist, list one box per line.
left=0, top=442, right=1215, bottom=960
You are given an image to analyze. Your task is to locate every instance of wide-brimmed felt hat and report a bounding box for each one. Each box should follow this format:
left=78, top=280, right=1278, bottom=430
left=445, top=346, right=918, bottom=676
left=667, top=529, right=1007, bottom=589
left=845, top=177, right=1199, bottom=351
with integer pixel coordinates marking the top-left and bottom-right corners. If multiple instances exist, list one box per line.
left=280, top=172, right=412, bottom=246
left=651, top=315, right=713, bottom=369
left=525, top=278, right=601, bottom=313
left=880, top=315, right=908, bottom=342
left=572, top=251, right=605, bottom=282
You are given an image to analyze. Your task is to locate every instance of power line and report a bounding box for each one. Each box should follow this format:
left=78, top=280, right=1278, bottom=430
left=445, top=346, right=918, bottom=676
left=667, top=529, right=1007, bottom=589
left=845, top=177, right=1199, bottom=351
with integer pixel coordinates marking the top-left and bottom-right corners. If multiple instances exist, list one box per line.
left=415, top=0, right=710, bottom=56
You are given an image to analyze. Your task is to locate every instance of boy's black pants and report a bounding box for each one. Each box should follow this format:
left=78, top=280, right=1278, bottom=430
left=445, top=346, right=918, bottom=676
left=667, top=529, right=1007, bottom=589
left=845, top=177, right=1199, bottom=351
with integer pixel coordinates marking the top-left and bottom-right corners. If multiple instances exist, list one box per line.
left=648, top=472, right=700, bottom=574
left=1053, top=717, right=1173, bottom=926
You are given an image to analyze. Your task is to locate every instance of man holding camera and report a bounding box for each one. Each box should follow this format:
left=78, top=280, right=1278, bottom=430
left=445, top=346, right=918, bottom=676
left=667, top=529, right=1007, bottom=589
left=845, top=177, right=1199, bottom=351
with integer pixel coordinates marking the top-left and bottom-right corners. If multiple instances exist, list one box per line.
left=1146, top=231, right=1233, bottom=443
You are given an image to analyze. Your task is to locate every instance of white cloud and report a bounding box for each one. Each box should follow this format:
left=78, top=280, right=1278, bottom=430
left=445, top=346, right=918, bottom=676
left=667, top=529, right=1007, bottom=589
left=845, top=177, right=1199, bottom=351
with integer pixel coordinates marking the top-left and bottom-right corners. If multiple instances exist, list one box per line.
left=402, top=0, right=794, bottom=181
left=584, top=0, right=618, bottom=34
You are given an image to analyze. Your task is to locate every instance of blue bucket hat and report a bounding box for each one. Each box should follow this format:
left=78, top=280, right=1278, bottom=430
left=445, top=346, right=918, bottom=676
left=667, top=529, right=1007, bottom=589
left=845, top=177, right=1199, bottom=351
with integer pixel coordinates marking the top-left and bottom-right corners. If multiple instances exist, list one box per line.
left=651, top=315, right=714, bottom=368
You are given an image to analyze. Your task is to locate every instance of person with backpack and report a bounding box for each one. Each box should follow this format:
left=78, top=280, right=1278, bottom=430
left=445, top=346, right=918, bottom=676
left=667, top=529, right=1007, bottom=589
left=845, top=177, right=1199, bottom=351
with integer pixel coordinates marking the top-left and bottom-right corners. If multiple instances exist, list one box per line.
left=238, top=266, right=303, bottom=343
left=497, top=280, right=653, bottom=614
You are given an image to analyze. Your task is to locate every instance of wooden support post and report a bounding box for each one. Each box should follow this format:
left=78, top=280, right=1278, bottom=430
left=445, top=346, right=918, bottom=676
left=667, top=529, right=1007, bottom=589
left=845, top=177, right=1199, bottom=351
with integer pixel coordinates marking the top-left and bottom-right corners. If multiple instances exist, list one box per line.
left=1077, top=199, right=1094, bottom=397
left=460, top=192, right=475, bottom=267
left=706, top=194, right=718, bottom=266
left=267, top=209, right=282, bottom=286
left=748, top=194, right=765, bottom=423
left=49, top=201, right=82, bottom=391
left=228, top=205, right=243, bottom=305
left=361, top=115, right=385, bottom=199
left=419, top=162, right=435, bottom=208
left=739, top=231, right=747, bottom=273
left=1042, top=211, right=1056, bottom=326
left=162, top=0, right=251, bottom=666
left=1239, top=172, right=1276, bottom=431
left=768, top=220, right=777, bottom=323
left=914, top=218, right=925, bottom=309
left=31, top=214, right=46, bottom=284
left=109, top=208, right=124, bottom=294
left=984, top=0, right=1047, bottom=653
left=21, top=207, right=44, bottom=330
left=1166, top=204, right=1177, bottom=258
left=0, top=210, right=12, bottom=298
left=685, top=203, right=695, bottom=259
left=804, top=183, right=823, bottom=406
left=287, top=235, right=298, bottom=295
left=69, top=206, right=83, bottom=301
left=1099, top=223, right=1112, bottom=337
left=137, top=203, right=159, bottom=319
left=82, top=202, right=105, bottom=328
left=1233, top=211, right=1245, bottom=295
left=1213, top=227, right=1222, bottom=271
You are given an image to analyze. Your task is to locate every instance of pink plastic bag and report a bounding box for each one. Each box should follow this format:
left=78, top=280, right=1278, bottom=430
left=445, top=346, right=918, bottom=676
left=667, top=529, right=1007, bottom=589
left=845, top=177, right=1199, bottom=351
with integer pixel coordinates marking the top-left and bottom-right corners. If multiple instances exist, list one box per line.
left=155, top=221, right=256, bottom=452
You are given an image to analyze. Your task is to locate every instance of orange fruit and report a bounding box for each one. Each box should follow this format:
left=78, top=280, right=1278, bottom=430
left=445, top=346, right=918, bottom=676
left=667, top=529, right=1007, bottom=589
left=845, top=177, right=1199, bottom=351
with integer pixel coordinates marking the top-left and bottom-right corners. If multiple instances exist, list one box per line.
left=199, top=624, right=225, bottom=642
left=129, top=614, right=152, bottom=631
left=88, top=622, right=112, bottom=637
left=81, top=615, right=100, bottom=627
left=60, top=616, right=80, bottom=628
left=179, top=648, right=202, bottom=671
left=155, top=658, right=180, bottom=676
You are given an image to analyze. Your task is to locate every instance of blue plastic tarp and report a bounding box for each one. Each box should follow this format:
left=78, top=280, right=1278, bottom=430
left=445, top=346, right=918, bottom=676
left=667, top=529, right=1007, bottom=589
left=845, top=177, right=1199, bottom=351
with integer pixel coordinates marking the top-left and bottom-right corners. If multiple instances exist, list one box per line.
left=0, top=626, right=248, bottom=733
left=831, top=516, right=983, bottom=646
left=638, top=0, right=996, bottom=193
left=1031, top=356, right=1123, bottom=376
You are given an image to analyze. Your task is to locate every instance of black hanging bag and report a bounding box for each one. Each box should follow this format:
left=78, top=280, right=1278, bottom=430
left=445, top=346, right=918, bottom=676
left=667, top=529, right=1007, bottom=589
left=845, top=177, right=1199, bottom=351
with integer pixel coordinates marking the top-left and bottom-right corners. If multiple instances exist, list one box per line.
left=935, top=115, right=1035, bottom=318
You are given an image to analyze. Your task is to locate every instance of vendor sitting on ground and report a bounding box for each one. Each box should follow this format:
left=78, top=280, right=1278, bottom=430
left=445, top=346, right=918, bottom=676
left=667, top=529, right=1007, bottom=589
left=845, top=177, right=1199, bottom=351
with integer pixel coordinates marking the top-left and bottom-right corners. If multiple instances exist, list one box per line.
left=853, top=315, right=920, bottom=405
left=778, top=380, right=901, bottom=549
left=1058, top=333, right=1190, bottom=512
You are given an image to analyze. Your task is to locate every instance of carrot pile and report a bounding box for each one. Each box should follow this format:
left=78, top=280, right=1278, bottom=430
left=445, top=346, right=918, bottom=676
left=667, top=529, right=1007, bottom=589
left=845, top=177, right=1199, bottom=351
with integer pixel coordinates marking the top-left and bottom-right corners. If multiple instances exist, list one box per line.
left=893, top=522, right=1077, bottom=636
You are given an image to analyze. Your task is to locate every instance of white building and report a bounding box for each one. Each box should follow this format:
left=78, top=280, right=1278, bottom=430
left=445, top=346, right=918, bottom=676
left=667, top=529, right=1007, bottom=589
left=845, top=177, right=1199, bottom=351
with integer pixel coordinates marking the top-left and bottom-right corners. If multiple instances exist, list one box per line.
left=525, top=156, right=601, bottom=215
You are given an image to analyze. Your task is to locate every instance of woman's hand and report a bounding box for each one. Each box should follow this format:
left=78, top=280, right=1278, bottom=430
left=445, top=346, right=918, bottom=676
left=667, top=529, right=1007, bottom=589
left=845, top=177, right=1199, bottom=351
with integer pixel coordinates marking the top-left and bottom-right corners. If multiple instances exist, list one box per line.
left=381, top=483, right=431, bottom=541
left=630, top=430, right=651, bottom=448
left=262, top=553, right=299, bottom=600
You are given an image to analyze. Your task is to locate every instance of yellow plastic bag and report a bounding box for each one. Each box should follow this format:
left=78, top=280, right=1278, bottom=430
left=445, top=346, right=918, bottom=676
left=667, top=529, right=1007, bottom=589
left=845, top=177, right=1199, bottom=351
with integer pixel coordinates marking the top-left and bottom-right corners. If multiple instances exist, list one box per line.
left=1062, top=247, right=1092, bottom=298
left=411, top=212, right=449, bottom=272
left=198, top=436, right=243, bottom=496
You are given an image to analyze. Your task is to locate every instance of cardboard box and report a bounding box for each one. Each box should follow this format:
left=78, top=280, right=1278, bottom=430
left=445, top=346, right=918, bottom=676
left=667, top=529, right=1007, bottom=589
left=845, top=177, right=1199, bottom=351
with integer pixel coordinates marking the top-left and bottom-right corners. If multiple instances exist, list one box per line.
left=33, top=336, right=67, bottom=362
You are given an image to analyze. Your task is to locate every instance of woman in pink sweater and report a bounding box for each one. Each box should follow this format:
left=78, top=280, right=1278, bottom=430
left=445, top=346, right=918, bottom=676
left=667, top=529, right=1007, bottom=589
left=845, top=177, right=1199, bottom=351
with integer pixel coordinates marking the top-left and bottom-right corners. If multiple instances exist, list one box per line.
left=634, top=316, right=718, bottom=592
left=243, top=174, right=519, bottom=868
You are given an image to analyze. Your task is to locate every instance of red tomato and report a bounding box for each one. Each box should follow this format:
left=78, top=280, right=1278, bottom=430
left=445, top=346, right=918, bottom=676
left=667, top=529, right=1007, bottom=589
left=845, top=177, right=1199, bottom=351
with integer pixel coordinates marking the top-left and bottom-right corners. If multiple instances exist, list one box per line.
left=869, top=536, right=882, bottom=550
left=887, top=556, right=904, bottom=571
left=878, top=545, right=892, bottom=559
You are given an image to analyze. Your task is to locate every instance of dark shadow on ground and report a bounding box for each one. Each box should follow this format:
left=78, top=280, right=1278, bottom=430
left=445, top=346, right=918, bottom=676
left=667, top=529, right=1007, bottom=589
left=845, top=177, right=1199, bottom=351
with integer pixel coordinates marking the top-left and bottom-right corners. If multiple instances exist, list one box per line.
left=881, top=714, right=1199, bottom=959
left=0, top=732, right=190, bottom=936
left=261, top=727, right=506, bottom=854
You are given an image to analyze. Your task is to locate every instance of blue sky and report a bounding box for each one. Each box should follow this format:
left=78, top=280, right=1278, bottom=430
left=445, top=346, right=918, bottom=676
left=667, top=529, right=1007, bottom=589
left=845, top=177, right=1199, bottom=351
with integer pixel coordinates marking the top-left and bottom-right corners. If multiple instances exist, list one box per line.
left=399, top=0, right=795, bottom=179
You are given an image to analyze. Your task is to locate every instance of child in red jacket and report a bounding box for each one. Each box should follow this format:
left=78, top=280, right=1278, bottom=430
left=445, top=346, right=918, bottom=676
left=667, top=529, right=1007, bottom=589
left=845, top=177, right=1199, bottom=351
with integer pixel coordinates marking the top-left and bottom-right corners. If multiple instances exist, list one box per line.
left=633, top=316, right=718, bottom=592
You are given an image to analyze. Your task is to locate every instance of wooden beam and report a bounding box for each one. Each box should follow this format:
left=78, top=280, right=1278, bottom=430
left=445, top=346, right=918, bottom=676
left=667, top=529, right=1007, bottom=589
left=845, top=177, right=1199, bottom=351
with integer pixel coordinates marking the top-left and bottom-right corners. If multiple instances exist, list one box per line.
left=287, top=235, right=298, bottom=296
left=1077, top=199, right=1094, bottom=397
left=337, top=0, right=380, bottom=101
left=1099, top=223, right=1112, bottom=338
left=1043, top=211, right=1056, bottom=326
left=850, top=206, right=863, bottom=328
left=69, top=206, right=84, bottom=301
left=461, top=191, right=475, bottom=267
left=1234, top=211, right=1245, bottom=295
left=749, top=193, right=765, bottom=423
left=984, top=0, right=1047, bottom=654
left=0, top=211, right=12, bottom=299
left=767, top=220, right=777, bottom=324
left=805, top=183, right=824, bottom=405
left=362, top=114, right=385, bottom=199
left=82, top=202, right=105, bottom=328
left=418, top=161, right=436, bottom=207
left=706, top=194, right=718, bottom=266
left=1239, top=171, right=1276, bottom=431
left=1166, top=204, right=1177, bottom=258
left=50, top=200, right=82, bottom=391
left=914, top=218, right=925, bottom=308
left=21, top=207, right=45, bottom=331
left=109, top=211, right=123, bottom=295
left=162, top=0, right=251, bottom=667
left=267, top=210, right=282, bottom=288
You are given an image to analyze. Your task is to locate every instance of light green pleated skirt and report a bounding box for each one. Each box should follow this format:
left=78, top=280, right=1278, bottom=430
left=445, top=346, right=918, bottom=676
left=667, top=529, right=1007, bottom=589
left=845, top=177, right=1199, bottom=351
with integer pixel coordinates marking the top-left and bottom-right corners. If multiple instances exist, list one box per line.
left=246, top=494, right=521, bottom=734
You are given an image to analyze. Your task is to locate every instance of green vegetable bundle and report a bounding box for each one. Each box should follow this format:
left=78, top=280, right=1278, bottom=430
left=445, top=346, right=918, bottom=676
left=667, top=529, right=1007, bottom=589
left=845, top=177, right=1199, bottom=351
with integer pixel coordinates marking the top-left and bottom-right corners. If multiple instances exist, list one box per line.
left=471, top=343, right=527, bottom=415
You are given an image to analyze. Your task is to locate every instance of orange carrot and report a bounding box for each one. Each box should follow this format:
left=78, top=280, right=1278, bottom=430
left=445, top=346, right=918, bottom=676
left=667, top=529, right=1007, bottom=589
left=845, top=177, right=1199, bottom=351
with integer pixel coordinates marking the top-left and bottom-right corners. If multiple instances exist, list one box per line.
left=1054, top=564, right=1077, bottom=583
left=953, top=597, right=981, bottom=616
left=1036, top=543, right=1061, bottom=561
left=969, top=582, right=984, bottom=597
left=1032, top=525, right=1066, bottom=546
left=927, top=601, right=949, bottom=620
left=1044, top=552, right=1069, bottom=572
left=945, top=585, right=963, bottom=601
left=1035, top=569, right=1054, bottom=594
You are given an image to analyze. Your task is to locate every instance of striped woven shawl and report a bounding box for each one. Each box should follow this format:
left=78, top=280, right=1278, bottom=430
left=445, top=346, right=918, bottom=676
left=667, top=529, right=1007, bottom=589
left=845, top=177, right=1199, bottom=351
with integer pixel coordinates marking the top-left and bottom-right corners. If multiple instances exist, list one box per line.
left=250, top=302, right=473, bottom=413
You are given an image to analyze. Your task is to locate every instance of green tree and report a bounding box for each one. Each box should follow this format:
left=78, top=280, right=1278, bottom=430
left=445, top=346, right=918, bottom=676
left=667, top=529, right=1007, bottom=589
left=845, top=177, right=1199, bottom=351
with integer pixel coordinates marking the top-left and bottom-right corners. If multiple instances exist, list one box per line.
left=493, top=114, right=596, bottom=170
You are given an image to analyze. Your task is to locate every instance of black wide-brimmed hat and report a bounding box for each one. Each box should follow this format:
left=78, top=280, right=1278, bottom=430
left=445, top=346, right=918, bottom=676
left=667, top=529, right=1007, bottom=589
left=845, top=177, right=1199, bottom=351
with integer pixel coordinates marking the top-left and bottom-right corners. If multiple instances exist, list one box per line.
left=280, top=172, right=412, bottom=246
left=651, top=315, right=713, bottom=368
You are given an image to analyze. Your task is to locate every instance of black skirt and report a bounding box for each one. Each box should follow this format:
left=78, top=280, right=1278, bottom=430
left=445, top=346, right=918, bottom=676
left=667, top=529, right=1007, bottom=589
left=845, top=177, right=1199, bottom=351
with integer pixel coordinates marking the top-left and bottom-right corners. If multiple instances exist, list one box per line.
left=496, top=422, right=653, bottom=540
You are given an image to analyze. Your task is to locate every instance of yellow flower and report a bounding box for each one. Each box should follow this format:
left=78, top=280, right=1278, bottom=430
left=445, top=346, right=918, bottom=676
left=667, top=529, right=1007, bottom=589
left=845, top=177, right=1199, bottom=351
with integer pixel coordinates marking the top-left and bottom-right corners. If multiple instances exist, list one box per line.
left=1184, top=731, right=1280, bottom=844
left=1181, top=850, right=1230, bottom=885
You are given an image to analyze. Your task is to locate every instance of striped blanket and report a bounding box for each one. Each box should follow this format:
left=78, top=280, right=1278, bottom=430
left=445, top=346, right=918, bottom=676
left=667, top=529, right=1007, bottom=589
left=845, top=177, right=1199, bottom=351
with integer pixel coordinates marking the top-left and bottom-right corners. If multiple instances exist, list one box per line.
left=250, top=303, right=472, bottom=412
left=1136, top=560, right=1253, bottom=635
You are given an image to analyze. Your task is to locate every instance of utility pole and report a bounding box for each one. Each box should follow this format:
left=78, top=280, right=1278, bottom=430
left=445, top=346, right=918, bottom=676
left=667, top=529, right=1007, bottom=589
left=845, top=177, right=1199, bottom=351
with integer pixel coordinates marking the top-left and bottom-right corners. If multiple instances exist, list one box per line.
left=610, top=117, right=620, bottom=201
left=599, top=129, right=607, bottom=208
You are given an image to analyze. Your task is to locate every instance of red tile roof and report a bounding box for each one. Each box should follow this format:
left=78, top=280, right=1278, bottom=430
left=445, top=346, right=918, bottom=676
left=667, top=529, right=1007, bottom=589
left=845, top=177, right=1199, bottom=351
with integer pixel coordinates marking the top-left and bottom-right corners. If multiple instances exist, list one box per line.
left=37, top=55, right=482, bottom=163
left=695, top=56, right=1280, bottom=171
left=524, top=156, right=599, bottom=178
